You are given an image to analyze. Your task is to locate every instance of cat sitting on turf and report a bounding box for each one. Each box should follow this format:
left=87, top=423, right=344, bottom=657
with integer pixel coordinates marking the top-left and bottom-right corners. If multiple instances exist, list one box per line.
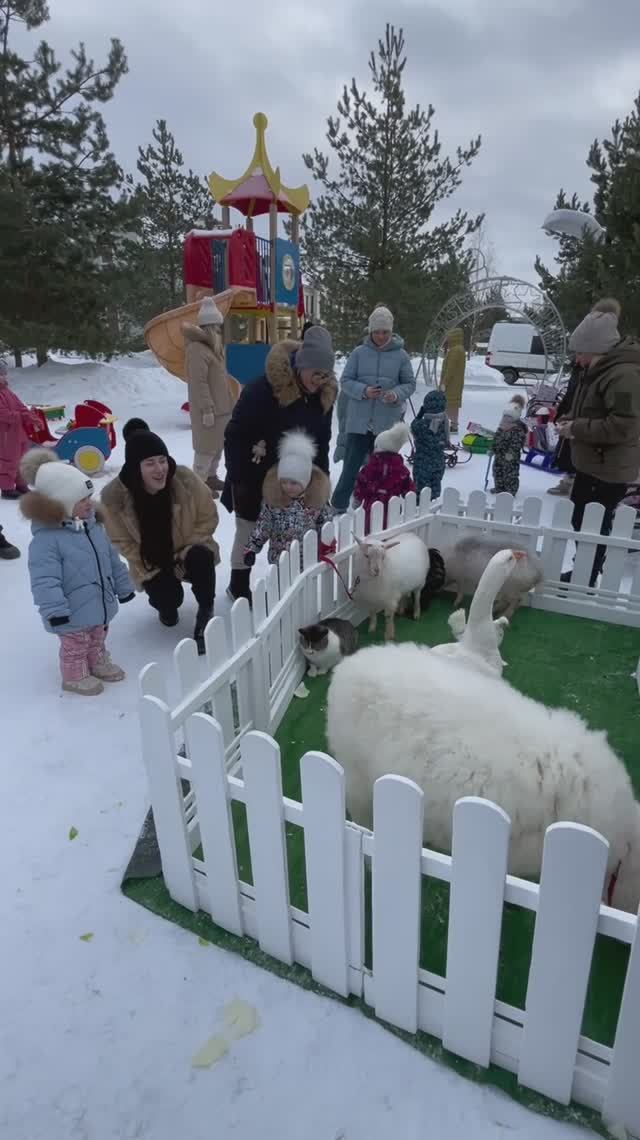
left=299, top=619, right=359, bottom=677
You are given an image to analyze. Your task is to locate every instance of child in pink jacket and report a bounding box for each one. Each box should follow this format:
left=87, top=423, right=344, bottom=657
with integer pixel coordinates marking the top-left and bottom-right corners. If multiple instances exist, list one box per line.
left=0, top=361, right=36, bottom=499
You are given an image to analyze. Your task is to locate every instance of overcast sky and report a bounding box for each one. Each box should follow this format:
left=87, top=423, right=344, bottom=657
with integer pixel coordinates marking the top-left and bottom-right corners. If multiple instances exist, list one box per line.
left=29, top=0, right=640, bottom=287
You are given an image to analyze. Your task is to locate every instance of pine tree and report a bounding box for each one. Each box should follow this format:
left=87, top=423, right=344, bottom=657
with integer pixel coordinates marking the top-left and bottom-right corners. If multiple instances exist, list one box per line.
left=536, top=94, right=640, bottom=335
left=131, top=119, right=214, bottom=317
left=0, top=0, right=128, bottom=362
left=298, top=25, right=482, bottom=352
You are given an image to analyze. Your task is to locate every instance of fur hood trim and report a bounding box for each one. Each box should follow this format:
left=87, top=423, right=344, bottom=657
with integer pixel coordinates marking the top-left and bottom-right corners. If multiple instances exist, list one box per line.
left=182, top=322, right=223, bottom=352
left=21, top=490, right=106, bottom=527
left=262, top=464, right=331, bottom=509
left=266, top=339, right=337, bottom=413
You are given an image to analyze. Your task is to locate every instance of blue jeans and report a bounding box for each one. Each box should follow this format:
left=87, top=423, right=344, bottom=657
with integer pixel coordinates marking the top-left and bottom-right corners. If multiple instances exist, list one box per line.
left=331, top=432, right=375, bottom=511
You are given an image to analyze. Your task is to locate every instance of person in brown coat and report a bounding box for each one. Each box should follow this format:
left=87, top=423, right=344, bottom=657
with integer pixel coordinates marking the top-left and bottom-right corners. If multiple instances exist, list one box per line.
left=440, top=328, right=466, bottom=432
left=556, top=298, right=640, bottom=585
left=102, top=420, right=220, bottom=654
left=183, top=296, right=235, bottom=495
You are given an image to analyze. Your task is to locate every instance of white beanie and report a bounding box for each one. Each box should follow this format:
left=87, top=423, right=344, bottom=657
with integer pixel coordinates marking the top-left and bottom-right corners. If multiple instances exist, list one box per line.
left=197, top=296, right=224, bottom=327
left=21, top=449, right=94, bottom=517
left=277, top=430, right=316, bottom=488
left=368, top=306, right=394, bottom=334
left=374, top=422, right=410, bottom=453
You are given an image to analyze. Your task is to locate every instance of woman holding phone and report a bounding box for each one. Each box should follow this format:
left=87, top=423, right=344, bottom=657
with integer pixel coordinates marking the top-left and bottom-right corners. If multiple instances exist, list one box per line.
left=331, top=305, right=416, bottom=512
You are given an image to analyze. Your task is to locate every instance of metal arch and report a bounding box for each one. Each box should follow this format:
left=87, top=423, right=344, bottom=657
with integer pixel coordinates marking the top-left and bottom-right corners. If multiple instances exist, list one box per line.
left=419, top=275, right=567, bottom=391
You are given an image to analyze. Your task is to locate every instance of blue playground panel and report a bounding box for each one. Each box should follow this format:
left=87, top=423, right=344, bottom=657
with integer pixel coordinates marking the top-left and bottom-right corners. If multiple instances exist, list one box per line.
left=55, top=427, right=110, bottom=463
left=226, top=344, right=270, bottom=385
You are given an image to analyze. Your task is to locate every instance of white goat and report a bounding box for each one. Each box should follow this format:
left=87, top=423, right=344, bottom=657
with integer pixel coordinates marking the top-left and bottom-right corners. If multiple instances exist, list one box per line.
left=352, top=532, right=430, bottom=641
left=327, top=644, right=640, bottom=913
left=444, top=535, right=543, bottom=619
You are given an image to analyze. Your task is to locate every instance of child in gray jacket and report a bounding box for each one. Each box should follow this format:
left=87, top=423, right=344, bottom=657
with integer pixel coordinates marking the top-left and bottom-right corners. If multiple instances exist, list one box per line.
left=21, top=450, right=134, bottom=695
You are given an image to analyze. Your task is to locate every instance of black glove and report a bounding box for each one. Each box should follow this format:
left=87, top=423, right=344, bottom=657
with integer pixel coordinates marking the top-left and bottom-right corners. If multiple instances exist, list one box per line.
left=49, top=615, right=70, bottom=627
left=243, top=551, right=256, bottom=567
left=119, top=592, right=135, bottom=604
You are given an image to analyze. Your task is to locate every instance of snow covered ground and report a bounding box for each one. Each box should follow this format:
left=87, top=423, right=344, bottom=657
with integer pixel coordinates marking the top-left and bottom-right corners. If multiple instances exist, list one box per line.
left=1, top=353, right=593, bottom=1140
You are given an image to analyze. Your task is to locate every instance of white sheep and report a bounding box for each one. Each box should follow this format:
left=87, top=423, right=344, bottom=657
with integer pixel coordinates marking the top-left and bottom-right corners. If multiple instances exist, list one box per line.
left=326, top=643, right=640, bottom=913
left=443, top=534, right=543, bottom=619
left=352, top=532, right=430, bottom=641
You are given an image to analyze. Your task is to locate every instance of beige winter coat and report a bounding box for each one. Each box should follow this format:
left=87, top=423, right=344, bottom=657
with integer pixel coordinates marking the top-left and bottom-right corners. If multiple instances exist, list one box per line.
left=101, top=466, right=220, bottom=588
left=183, top=323, right=237, bottom=453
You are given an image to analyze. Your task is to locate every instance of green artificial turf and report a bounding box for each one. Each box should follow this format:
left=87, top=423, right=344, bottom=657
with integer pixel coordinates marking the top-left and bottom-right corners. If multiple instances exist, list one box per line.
left=123, top=599, right=639, bottom=1134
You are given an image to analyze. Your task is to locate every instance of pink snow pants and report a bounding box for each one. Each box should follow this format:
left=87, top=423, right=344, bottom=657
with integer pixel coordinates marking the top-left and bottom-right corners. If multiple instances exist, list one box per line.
left=58, top=625, right=107, bottom=682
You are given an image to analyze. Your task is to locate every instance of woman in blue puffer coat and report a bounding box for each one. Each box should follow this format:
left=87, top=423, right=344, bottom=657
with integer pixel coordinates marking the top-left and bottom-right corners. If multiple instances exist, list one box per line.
left=331, top=306, right=416, bottom=511
left=20, top=450, right=134, bottom=696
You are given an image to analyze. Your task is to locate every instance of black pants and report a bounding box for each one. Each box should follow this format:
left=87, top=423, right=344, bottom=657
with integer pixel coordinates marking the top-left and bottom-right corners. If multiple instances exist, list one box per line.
left=570, top=471, right=627, bottom=581
left=331, top=432, right=375, bottom=511
left=144, top=544, right=216, bottom=616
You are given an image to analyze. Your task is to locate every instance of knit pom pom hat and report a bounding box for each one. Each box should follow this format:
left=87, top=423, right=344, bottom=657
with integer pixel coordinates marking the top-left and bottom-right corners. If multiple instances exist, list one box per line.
left=197, top=296, right=224, bottom=327
left=20, top=449, right=94, bottom=517
left=569, top=297, right=621, bottom=355
left=368, top=306, right=394, bottom=334
left=277, top=429, right=316, bottom=488
left=120, top=419, right=175, bottom=490
left=374, top=421, right=411, bottom=453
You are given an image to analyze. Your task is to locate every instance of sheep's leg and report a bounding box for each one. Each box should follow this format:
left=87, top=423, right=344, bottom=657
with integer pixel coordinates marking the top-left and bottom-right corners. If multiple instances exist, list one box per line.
left=501, top=597, right=521, bottom=621
left=368, top=611, right=377, bottom=635
left=452, top=590, right=463, bottom=608
left=384, top=607, right=396, bottom=642
left=412, top=587, right=421, bottom=621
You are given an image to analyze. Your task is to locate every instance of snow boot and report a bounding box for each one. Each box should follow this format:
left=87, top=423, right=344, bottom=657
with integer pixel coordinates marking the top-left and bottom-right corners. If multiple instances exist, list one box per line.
left=90, top=653, right=126, bottom=682
left=62, top=676, right=104, bottom=696
left=548, top=475, right=574, bottom=496
left=0, top=529, right=20, bottom=559
left=159, top=610, right=179, bottom=627
left=227, top=569, right=252, bottom=609
left=193, top=605, right=213, bottom=656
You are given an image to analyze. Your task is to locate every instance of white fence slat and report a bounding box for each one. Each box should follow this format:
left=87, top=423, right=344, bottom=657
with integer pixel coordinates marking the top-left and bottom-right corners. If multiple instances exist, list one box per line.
left=300, top=752, right=350, bottom=996
left=188, top=713, right=243, bottom=936
left=174, top=637, right=200, bottom=700
left=303, top=528, right=318, bottom=570
left=467, top=489, right=487, bottom=518
left=139, top=661, right=168, bottom=703
left=204, top=618, right=235, bottom=748
left=372, top=775, right=423, bottom=1033
left=419, top=486, right=433, bottom=516
left=369, top=500, right=385, bottom=535
left=345, top=823, right=364, bottom=994
left=320, top=521, right=336, bottom=617
left=387, top=496, right=403, bottom=528
left=231, top=599, right=254, bottom=731
left=252, top=576, right=268, bottom=632
left=242, top=731, right=293, bottom=964
left=599, top=505, right=636, bottom=593
left=572, top=503, right=605, bottom=586
left=521, top=497, right=543, bottom=527
left=289, top=539, right=301, bottom=583
left=518, top=822, right=609, bottom=1104
left=443, top=798, right=510, bottom=1066
left=352, top=504, right=366, bottom=539
left=603, top=908, right=640, bottom=1135
left=338, top=511, right=352, bottom=550
left=493, top=493, right=514, bottom=523
left=265, top=564, right=283, bottom=681
left=541, top=498, right=573, bottom=581
left=140, top=695, right=197, bottom=911
left=630, top=554, right=640, bottom=600
left=404, top=490, right=418, bottom=522
left=266, top=562, right=280, bottom=614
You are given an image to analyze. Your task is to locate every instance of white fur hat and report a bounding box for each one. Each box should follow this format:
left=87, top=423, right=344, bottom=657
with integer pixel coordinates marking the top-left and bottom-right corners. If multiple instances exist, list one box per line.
left=277, top=429, right=316, bottom=488
left=368, top=305, right=394, bottom=333
left=197, top=296, right=224, bottom=327
left=21, top=449, right=93, bottom=516
left=374, top=421, right=410, bottom=453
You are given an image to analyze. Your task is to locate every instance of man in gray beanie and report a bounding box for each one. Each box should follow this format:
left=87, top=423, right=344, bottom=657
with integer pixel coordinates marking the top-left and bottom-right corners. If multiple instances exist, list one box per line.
left=556, top=298, right=640, bottom=585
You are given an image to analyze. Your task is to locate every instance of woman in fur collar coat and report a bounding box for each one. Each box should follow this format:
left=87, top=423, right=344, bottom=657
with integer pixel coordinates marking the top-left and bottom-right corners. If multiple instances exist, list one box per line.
left=222, top=325, right=337, bottom=601
left=243, top=431, right=332, bottom=567
left=184, top=296, right=237, bottom=494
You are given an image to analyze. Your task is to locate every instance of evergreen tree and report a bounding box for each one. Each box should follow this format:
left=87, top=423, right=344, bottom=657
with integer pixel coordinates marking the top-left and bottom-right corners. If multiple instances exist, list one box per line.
left=0, top=0, right=128, bottom=362
left=131, top=119, right=214, bottom=317
left=536, top=94, right=640, bottom=335
left=298, top=25, right=482, bottom=352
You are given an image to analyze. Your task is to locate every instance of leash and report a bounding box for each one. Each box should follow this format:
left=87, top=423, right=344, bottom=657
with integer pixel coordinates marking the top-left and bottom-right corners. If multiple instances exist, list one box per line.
left=319, top=539, right=358, bottom=601
left=607, top=859, right=622, bottom=907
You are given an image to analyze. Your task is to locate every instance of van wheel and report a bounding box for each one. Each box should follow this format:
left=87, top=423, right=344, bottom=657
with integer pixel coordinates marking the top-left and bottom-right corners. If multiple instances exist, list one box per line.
left=501, top=368, right=518, bottom=385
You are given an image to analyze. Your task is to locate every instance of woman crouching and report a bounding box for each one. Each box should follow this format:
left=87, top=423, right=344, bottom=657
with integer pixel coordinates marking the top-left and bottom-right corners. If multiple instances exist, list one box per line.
left=102, top=420, right=219, bottom=654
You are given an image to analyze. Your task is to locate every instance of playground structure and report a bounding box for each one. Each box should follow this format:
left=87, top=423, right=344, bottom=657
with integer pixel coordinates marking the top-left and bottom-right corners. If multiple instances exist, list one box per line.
left=28, top=400, right=117, bottom=475
left=144, top=113, right=310, bottom=386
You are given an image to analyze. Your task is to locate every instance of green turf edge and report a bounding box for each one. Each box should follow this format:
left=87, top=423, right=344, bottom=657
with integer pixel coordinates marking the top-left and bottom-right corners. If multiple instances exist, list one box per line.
left=122, top=872, right=607, bottom=1137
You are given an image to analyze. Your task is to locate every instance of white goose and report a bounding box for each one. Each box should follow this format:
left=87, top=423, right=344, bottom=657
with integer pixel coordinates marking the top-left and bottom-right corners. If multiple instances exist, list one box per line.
left=430, top=549, right=525, bottom=676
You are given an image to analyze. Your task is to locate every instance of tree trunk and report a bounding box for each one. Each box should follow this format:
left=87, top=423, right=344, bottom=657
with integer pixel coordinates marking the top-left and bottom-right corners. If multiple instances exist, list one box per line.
left=13, top=348, right=23, bottom=368
left=36, top=347, right=49, bottom=367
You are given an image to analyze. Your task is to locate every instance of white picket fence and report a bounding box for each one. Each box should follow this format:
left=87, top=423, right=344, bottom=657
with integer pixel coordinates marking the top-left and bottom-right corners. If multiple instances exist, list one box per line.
left=138, top=487, right=640, bottom=1134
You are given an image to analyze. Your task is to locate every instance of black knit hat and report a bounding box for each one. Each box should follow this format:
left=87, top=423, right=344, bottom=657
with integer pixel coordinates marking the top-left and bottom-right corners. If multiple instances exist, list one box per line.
left=120, top=418, right=175, bottom=488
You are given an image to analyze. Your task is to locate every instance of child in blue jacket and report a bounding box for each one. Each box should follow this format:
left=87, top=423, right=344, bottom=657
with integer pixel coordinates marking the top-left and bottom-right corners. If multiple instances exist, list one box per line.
left=20, top=450, right=134, bottom=695
left=411, top=388, right=450, bottom=500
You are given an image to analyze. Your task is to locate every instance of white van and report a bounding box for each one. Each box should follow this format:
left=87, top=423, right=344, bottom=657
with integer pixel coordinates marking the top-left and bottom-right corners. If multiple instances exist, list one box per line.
left=485, top=322, right=546, bottom=385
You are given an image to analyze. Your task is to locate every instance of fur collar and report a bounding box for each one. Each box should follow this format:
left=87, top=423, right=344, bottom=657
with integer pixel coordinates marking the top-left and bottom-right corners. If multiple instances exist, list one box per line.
left=262, top=464, right=331, bottom=509
left=182, top=323, right=223, bottom=356
left=101, top=465, right=194, bottom=513
left=21, top=491, right=106, bottom=527
left=266, top=339, right=337, bottom=413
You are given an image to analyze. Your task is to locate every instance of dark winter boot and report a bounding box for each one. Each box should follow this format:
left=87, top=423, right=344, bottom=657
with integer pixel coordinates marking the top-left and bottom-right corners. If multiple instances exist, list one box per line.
left=193, top=606, right=213, bottom=656
left=0, top=528, right=20, bottom=559
left=227, top=569, right=253, bottom=609
left=159, top=610, right=179, bottom=628
left=1, top=487, right=25, bottom=500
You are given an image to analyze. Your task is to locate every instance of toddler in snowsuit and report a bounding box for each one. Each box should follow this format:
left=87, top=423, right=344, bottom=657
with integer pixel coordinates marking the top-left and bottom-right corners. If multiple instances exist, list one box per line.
left=491, top=394, right=527, bottom=496
left=21, top=449, right=135, bottom=696
left=411, top=388, right=449, bottom=499
left=352, top=422, right=415, bottom=532
left=0, top=359, right=36, bottom=499
left=244, top=430, right=333, bottom=568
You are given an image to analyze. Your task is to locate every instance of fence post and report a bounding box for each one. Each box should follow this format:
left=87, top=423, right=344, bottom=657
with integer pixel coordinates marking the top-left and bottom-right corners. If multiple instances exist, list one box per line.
left=139, top=695, right=198, bottom=912
left=572, top=502, right=605, bottom=587
left=372, top=774, right=423, bottom=1033
left=603, top=908, right=640, bottom=1136
left=518, top=822, right=608, bottom=1104
left=139, top=661, right=168, bottom=703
